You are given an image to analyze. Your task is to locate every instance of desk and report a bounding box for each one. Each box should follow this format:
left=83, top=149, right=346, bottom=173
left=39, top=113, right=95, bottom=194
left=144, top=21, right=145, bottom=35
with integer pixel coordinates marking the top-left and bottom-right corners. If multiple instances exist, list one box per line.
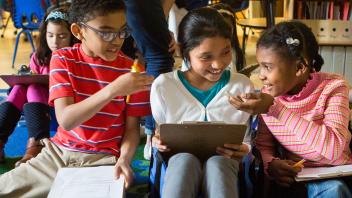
left=237, top=17, right=288, bottom=54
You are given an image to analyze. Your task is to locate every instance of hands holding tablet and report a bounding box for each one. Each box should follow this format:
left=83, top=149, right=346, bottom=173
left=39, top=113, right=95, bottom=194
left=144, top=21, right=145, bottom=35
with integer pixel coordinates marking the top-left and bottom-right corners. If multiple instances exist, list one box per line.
left=152, top=128, right=170, bottom=152
left=216, top=143, right=250, bottom=160
left=152, top=128, right=250, bottom=160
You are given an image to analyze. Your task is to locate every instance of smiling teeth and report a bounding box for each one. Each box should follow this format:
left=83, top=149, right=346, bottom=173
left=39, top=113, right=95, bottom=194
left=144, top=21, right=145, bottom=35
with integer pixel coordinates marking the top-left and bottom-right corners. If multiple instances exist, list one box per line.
left=210, top=70, right=221, bottom=74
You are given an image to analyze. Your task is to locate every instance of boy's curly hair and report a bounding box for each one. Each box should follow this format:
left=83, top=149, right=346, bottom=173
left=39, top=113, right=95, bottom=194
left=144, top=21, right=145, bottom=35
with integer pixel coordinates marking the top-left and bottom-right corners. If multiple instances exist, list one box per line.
left=69, top=0, right=125, bottom=24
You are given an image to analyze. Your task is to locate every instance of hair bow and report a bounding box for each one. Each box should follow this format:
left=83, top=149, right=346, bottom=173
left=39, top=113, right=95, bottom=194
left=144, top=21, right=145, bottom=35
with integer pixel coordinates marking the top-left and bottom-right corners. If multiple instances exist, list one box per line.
left=286, top=37, right=300, bottom=46
left=46, top=11, right=68, bottom=22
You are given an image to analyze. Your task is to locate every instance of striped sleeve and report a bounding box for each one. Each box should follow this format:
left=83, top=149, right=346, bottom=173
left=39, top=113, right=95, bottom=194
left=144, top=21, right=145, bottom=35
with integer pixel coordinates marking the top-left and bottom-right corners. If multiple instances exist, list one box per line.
left=255, top=115, right=279, bottom=174
left=48, top=52, right=74, bottom=106
left=125, top=90, right=151, bottom=117
left=266, top=80, right=351, bottom=162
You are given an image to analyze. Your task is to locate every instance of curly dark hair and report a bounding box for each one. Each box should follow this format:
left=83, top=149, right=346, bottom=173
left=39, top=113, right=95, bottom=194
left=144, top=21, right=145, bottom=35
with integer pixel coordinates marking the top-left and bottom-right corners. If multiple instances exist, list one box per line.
left=69, top=0, right=125, bottom=24
left=257, top=21, right=324, bottom=72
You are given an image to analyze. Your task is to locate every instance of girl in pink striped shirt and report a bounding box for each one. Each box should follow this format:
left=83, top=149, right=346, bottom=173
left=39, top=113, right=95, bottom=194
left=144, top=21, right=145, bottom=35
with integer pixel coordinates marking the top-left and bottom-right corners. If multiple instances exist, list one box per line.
left=230, top=21, right=352, bottom=198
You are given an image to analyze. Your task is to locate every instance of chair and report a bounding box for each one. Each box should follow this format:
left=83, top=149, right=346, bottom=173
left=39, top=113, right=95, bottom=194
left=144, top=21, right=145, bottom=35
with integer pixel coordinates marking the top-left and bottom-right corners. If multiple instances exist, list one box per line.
left=228, top=1, right=252, bottom=55
left=11, top=0, right=45, bottom=68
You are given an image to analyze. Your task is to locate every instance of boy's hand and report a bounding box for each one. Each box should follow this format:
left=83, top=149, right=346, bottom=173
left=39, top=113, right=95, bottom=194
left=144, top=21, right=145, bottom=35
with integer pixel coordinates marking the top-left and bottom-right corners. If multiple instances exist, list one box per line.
left=114, top=158, right=134, bottom=189
left=268, top=159, right=302, bottom=187
left=112, top=72, right=154, bottom=96
left=228, top=92, right=274, bottom=115
left=216, top=143, right=249, bottom=160
left=152, top=129, right=170, bottom=152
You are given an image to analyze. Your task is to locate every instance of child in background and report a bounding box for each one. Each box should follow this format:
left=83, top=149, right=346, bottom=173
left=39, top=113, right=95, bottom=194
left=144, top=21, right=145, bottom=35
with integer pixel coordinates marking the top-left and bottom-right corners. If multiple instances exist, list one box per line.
left=0, top=6, right=75, bottom=167
left=0, top=0, right=154, bottom=197
left=151, top=7, right=253, bottom=198
left=229, top=21, right=352, bottom=197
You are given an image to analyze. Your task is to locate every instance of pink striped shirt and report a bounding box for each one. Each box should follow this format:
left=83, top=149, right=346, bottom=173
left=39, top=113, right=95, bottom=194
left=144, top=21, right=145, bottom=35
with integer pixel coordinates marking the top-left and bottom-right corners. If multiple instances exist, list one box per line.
left=256, top=72, right=352, bottom=173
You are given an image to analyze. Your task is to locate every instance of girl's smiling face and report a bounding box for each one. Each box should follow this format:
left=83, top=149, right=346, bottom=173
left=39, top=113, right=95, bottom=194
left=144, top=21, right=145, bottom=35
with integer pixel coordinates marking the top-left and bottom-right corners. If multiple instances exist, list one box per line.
left=256, top=47, right=308, bottom=97
left=186, top=36, right=232, bottom=90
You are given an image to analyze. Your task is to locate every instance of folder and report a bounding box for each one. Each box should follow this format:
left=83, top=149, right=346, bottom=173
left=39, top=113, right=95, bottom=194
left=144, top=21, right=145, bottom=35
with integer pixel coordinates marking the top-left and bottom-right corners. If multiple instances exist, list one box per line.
left=296, top=164, right=352, bottom=182
left=0, top=74, right=49, bottom=87
left=320, top=46, right=334, bottom=73
left=48, top=166, right=125, bottom=198
left=159, top=122, right=247, bottom=161
left=344, top=47, right=352, bottom=84
left=342, top=0, right=350, bottom=21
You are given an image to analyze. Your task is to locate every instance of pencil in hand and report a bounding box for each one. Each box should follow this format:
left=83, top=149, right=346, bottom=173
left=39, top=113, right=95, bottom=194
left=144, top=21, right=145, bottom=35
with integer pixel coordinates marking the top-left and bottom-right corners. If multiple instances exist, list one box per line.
left=126, top=59, right=140, bottom=103
left=292, top=159, right=305, bottom=168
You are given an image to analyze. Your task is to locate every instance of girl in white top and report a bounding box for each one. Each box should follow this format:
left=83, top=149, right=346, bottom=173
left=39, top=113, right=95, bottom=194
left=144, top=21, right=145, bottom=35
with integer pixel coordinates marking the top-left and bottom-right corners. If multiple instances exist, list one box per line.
left=151, top=7, right=254, bottom=198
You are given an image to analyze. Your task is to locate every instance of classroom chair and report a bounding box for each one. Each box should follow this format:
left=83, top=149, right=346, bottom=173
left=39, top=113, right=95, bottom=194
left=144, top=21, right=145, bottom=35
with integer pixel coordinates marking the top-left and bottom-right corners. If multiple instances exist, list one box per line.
left=11, top=0, right=46, bottom=68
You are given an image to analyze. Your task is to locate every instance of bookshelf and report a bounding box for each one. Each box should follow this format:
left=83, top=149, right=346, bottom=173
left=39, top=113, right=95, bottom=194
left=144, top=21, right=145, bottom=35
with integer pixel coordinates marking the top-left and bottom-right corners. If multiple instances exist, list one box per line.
left=284, top=0, right=352, bottom=84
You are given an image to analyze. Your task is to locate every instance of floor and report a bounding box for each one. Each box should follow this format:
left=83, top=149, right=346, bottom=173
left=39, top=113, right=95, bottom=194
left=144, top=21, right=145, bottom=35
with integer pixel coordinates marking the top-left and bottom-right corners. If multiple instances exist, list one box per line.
left=0, top=12, right=263, bottom=90
left=0, top=13, right=37, bottom=89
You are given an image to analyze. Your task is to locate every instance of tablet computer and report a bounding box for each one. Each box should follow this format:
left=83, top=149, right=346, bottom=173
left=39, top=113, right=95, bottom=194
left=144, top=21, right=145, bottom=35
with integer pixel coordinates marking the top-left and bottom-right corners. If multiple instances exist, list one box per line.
left=159, top=122, right=247, bottom=160
left=0, top=74, right=49, bottom=87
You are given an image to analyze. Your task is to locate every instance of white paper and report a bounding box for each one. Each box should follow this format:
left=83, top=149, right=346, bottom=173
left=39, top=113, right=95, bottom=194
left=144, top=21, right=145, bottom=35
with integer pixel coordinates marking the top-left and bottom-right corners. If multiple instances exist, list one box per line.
left=296, top=164, right=352, bottom=181
left=48, top=166, right=124, bottom=198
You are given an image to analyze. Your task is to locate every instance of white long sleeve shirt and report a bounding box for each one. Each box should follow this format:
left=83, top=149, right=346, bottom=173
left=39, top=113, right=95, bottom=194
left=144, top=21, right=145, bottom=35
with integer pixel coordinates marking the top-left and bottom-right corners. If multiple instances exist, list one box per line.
left=151, top=71, right=254, bottom=145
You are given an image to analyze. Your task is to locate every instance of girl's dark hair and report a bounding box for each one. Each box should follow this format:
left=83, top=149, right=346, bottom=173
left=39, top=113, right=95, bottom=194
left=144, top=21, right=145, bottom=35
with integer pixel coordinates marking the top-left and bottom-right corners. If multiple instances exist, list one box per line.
left=36, top=6, right=75, bottom=66
left=209, top=3, right=244, bottom=71
left=69, top=0, right=125, bottom=24
left=257, top=21, right=323, bottom=72
left=178, top=7, right=232, bottom=62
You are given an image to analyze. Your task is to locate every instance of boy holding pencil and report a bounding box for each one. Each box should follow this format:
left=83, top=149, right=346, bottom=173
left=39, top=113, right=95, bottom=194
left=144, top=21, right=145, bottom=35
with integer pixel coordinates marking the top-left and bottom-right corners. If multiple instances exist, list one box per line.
left=0, top=1, right=153, bottom=197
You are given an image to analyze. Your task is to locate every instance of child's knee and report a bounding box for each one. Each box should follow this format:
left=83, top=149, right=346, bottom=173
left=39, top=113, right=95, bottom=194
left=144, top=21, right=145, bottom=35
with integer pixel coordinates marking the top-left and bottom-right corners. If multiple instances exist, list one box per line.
left=308, top=180, right=351, bottom=198
left=205, top=156, right=239, bottom=174
left=331, top=180, right=351, bottom=197
left=169, top=153, right=201, bottom=169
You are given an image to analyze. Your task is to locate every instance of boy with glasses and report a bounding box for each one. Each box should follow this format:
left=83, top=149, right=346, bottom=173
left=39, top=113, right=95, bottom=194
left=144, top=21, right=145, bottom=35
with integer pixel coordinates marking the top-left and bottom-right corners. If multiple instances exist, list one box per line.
left=0, top=0, right=154, bottom=197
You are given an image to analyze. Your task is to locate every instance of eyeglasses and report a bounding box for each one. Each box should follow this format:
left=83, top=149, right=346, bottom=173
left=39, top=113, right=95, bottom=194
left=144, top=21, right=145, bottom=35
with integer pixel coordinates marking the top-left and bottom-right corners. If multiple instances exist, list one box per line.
left=80, top=22, right=131, bottom=42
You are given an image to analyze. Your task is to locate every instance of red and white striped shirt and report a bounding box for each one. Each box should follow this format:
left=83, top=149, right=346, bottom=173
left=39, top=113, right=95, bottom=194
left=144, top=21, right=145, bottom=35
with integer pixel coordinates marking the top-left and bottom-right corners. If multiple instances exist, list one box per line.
left=49, top=43, right=151, bottom=156
left=256, top=72, right=352, bottom=173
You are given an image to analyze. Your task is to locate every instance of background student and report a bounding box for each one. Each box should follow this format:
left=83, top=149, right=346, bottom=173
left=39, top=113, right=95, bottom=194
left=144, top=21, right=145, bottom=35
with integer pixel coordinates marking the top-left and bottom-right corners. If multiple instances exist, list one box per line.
left=151, top=7, right=254, bottom=198
left=0, top=6, right=75, bottom=167
left=123, top=0, right=175, bottom=160
left=229, top=21, right=352, bottom=198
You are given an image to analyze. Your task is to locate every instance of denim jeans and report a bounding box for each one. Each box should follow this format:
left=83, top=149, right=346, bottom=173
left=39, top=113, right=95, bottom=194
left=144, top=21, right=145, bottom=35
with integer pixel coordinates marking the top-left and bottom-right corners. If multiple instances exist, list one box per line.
left=307, top=179, right=352, bottom=198
left=124, top=0, right=174, bottom=133
left=162, top=153, right=240, bottom=198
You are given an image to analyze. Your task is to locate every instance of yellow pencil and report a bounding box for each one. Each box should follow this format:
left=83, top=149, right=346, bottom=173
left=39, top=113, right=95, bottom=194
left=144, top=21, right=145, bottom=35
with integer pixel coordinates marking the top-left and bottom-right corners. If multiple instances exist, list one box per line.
left=126, top=59, right=140, bottom=103
left=292, top=159, right=306, bottom=168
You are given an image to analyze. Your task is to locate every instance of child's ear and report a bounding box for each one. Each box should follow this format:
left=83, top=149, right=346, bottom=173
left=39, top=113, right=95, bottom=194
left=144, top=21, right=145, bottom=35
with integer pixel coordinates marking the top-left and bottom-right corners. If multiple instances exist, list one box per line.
left=295, top=60, right=309, bottom=77
left=71, top=23, right=83, bottom=41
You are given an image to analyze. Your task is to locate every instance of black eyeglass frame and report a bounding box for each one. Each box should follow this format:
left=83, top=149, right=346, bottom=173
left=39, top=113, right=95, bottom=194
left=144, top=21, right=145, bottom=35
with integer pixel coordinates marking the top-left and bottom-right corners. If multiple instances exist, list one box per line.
left=80, top=22, right=131, bottom=42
